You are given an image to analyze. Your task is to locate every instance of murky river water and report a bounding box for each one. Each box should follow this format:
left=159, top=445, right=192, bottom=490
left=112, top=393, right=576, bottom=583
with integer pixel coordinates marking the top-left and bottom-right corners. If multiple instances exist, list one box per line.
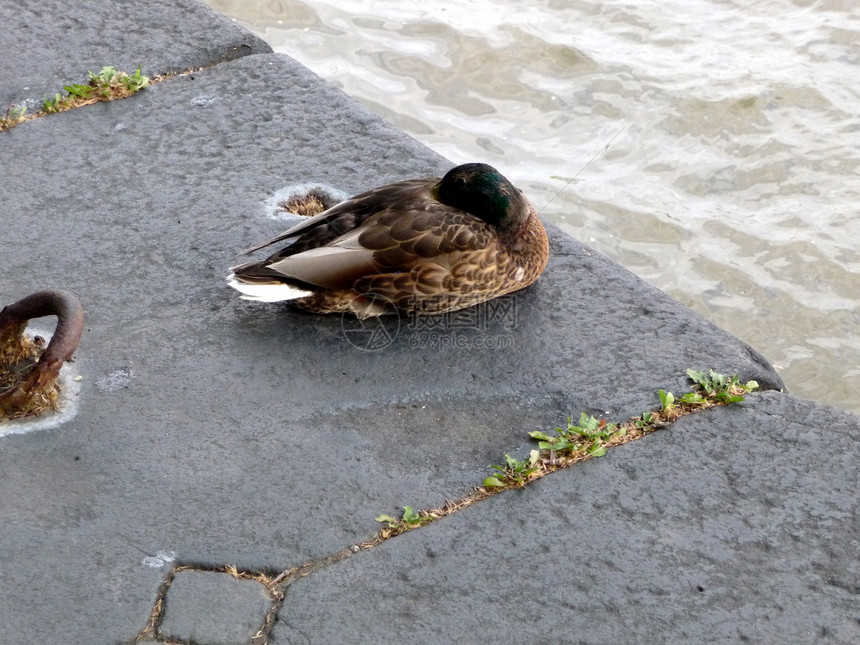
left=206, top=0, right=860, bottom=415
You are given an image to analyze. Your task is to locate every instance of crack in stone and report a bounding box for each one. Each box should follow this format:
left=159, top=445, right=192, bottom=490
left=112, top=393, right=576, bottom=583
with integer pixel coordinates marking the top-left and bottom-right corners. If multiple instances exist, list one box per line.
left=134, top=568, right=175, bottom=642
left=132, top=389, right=781, bottom=643
left=133, top=564, right=282, bottom=644
left=132, top=551, right=354, bottom=644
left=250, top=594, right=285, bottom=645
left=267, top=546, right=356, bottom=589
left=1, top=65, right=207, bottom=133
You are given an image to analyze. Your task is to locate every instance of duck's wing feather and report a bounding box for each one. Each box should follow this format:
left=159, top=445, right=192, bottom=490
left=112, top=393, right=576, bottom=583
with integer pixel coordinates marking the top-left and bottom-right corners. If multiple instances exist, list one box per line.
left=265, top=243, right=380, bottom=290
left=242, top=201, right=497, bottom=292
left=240, top=178, right=436, bottom=256
left=356, top=207, right=494, bottom=267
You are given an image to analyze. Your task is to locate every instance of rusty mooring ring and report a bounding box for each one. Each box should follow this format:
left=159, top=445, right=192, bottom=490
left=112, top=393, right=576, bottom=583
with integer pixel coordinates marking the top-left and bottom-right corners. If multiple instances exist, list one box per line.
left=0, top=290, right=84, bottom=416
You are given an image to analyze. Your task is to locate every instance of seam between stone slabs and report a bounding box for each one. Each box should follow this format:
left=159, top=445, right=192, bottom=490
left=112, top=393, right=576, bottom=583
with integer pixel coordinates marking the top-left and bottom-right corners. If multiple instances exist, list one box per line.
left=133, top=551, right=354, bottom=644
left=134, top=562, right=287, bottom=643
left=0, top=65, right=206, bottom=132
left=132, top=372, right=766, bottom=644
left=356, top=374, right=762, bottom=544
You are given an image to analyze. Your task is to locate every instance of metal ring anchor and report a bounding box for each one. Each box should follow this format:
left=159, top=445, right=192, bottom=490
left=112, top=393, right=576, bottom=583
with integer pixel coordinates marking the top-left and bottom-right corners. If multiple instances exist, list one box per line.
left=0, top=290, right=84, bottom=419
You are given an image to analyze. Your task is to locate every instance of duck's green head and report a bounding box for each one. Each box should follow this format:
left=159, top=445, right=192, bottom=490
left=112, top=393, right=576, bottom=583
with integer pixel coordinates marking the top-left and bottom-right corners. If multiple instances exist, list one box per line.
left=435, top=163, right=530, bottom=231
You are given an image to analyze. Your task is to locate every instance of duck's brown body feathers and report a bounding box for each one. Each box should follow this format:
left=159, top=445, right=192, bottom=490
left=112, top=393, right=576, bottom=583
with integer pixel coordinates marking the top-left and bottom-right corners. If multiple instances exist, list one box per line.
left=228, top=165, right=549, bottom=318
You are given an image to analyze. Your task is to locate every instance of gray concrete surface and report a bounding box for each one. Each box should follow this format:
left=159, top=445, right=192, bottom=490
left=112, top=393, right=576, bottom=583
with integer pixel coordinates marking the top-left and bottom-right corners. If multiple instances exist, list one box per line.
left=161, top=571, right=273, bottom=644
left=274, top=392, right=860, bottom=643
left=0, top=1, right=856, bottom=643
left=0, top=0, right=271, bottom=109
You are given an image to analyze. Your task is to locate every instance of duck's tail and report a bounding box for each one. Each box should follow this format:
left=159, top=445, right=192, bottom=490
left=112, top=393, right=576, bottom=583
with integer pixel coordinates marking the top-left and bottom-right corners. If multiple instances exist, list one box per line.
left=226, top=262, right=314, bottom=302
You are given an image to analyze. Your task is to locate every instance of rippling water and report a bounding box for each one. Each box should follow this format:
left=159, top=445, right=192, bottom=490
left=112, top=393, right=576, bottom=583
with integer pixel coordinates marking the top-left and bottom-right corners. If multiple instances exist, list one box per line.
left=206, top=0, right=860, bottom=414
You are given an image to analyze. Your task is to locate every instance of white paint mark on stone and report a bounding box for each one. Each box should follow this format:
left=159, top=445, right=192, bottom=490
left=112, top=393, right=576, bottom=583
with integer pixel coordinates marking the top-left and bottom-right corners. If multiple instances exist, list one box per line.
left=95, top=367, right=134, bottom=392
left=190, top=95, right=216, bottom=107
left=142, top=550, right=177, bottom=568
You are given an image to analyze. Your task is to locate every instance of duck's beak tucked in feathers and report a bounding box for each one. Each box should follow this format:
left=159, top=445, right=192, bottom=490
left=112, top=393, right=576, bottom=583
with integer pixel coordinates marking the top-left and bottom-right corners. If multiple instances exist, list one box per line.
left=226, top=162, right=550, bottom=317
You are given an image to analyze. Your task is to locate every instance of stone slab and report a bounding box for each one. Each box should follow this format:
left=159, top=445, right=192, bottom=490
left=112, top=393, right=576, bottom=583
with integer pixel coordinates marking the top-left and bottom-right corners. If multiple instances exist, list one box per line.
left=0, top=0, right=271, bottom=109
left=0, top=50, right=788, bottom=642
left=273, top=392, right=860, bottom=643
left=5, top=561, right=164, bottom=644
left=160, top=570, right=272, bottom=644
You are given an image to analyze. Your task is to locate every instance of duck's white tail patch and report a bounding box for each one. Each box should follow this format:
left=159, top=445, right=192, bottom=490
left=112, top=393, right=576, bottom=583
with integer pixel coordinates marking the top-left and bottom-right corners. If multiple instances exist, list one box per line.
left=226, top=274, right=314, bottom=302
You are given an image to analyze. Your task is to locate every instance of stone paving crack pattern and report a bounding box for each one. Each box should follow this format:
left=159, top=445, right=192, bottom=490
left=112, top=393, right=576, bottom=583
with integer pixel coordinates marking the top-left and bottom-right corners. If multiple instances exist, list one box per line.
left=131, top=390, right=745, bottom=645
left=133, top=550, right=354, bottom=644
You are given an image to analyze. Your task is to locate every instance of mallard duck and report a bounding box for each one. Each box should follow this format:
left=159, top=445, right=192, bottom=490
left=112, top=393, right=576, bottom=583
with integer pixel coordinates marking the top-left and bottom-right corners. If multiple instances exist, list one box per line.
left=227, top=163, right=549, bottom=318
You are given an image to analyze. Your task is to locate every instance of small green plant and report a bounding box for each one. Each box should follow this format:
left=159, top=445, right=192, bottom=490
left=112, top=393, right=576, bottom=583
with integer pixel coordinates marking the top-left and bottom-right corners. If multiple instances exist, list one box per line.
left=6, top=105, right=26, bottom=119
left=634, top=410, right=655, bottom=430
left=63, top=66, right=150, bottom=101
left=0, top=105, right=28, bottom=131
left=483, top=450, right=540, bottom=488
left=529, top=412, right=623, bottom=460
left=63, top=81, right=94, bottom=99
left=119, top=67, right=149, bottom=92
left=401, top=506, right=422, bottom=525
left=684, top=368, right=758, bottom=403
left=658, top=388, right=675, bottom=411
left=41, top=93, right=63, bottom=113
left=375, top=505, right=431, bottom=531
